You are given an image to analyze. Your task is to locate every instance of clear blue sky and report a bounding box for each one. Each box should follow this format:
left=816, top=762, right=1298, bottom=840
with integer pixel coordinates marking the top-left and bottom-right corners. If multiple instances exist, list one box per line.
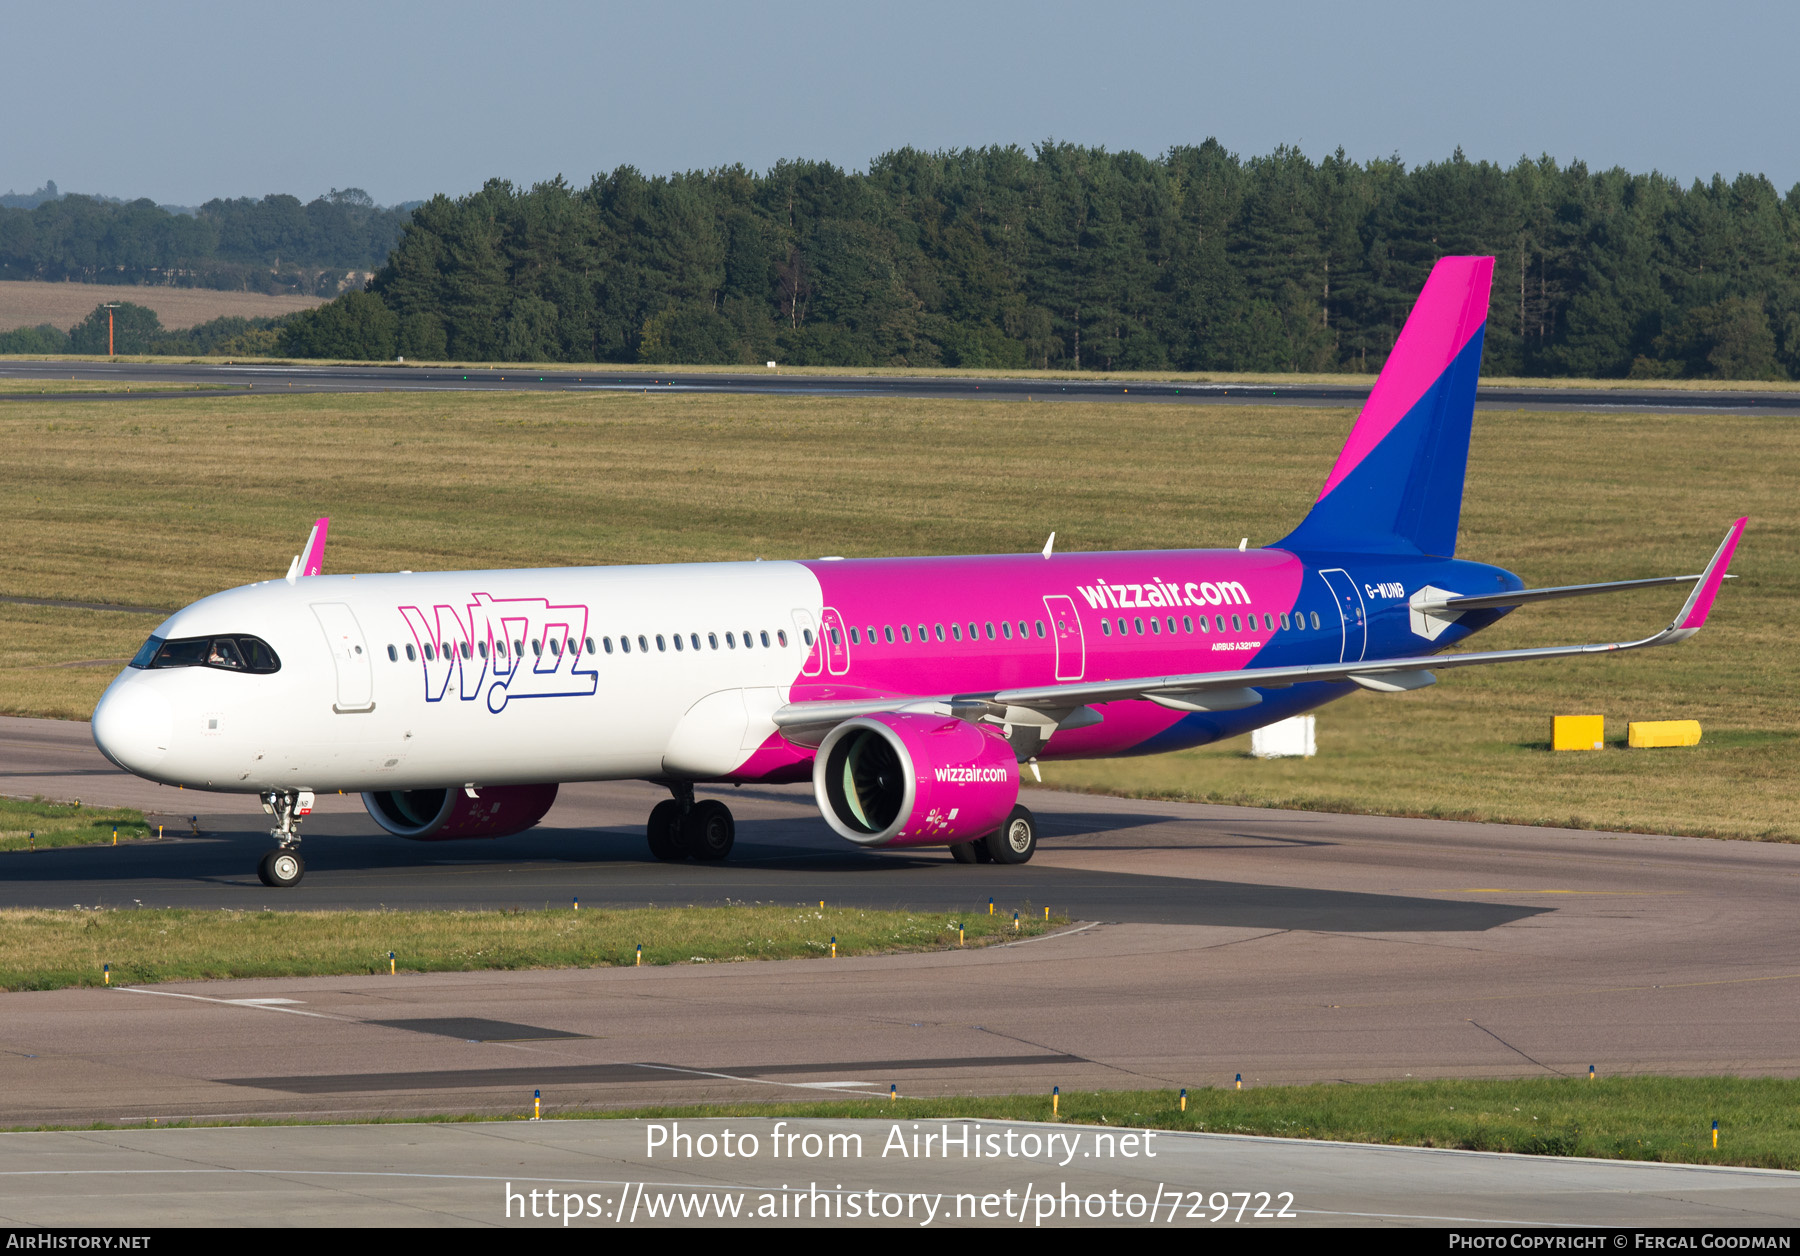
left=4, top=0, right=1795, bottom=205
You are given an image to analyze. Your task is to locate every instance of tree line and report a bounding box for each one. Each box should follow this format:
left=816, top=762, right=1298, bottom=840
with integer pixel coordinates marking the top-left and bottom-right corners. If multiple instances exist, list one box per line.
left=276, top=144, right=1800, bottom=379
left=11, top=144, right=1800, bottom=379
left=0, top=303, right=284, bottom=356
left=0, top=188, right=414, bottom=296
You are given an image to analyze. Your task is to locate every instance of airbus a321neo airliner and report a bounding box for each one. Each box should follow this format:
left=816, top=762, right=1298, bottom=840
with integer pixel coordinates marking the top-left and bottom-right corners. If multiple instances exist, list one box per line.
left=90, top=256, right=1745, bottom=887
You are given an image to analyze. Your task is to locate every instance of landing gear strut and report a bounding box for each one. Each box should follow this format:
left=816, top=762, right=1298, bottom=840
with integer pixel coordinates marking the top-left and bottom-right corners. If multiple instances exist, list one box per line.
left=257, top=789, right=308, bottom=887
left=645, top=782, right=735, bottom=863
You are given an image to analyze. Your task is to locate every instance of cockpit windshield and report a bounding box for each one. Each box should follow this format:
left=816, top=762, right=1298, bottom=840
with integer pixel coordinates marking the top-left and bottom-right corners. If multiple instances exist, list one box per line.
left=129, top=634, right=281, bottom=674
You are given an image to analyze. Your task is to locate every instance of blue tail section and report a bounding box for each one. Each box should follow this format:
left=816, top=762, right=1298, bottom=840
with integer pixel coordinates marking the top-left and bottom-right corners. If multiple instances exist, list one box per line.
left=1280, top=256, right=1493, bottom=557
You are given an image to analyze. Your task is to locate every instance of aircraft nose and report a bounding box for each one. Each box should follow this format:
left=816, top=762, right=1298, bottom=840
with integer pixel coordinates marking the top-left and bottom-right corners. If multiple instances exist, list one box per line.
left=92, top=679, right=173, bottom=776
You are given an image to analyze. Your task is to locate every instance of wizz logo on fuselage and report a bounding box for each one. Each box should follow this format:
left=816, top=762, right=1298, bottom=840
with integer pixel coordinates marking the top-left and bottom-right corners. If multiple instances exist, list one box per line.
left=399, top=593, right=597, bottom=713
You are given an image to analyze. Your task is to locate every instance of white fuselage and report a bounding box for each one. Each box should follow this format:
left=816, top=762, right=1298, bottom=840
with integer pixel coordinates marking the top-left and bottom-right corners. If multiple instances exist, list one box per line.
left=93, top=563, right=824, bottom=793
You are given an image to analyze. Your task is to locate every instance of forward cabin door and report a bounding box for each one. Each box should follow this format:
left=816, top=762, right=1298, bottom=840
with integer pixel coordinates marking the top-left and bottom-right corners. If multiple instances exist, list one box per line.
left=1042, top=595, right=1085, bottom=681
left=1317, top=569, right=1367, bottom=664
left=312, top=602, right=375, bottom=712
left=819, top=607, right=850, bottom=675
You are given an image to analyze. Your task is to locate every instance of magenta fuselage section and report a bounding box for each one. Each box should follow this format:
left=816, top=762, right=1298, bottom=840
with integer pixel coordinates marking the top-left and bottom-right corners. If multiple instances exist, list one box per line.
left=783, top=547, right=1306, bottom=763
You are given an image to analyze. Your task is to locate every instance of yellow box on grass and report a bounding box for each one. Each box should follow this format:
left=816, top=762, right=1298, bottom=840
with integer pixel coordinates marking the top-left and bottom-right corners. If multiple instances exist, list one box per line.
left=1552, top=714, right=1605, bottom=751
left=1628, top=720, right=1702, bottom=748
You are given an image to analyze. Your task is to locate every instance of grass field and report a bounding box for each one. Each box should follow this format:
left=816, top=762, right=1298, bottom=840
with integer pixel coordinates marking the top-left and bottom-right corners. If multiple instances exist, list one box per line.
left=0, top=796, right=150, bottom=853
left=0, top=280, right=324, bottom=332
left=0, top=905, right=1059, bottom=991
left=19, top=1079, right=1793, bottom=1170
left=561, top=1077, right=1800, bottom=1170
left=0, top=389, right=1792, bottom=839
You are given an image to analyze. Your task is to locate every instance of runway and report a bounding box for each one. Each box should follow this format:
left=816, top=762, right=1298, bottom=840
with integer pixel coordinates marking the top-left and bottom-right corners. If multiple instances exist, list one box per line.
left=3, top=715, right=1800, bottom=1130
left=5, top=357, right=1800, bottom=413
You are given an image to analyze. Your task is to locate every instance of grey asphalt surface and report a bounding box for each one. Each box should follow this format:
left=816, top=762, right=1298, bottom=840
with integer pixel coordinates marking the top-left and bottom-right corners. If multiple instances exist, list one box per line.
left=5, top=357, right=1800, bottom=412
left=4, top=714, right=1800, bottom=1132
left=4, top=1119, right=1796, bottom=1228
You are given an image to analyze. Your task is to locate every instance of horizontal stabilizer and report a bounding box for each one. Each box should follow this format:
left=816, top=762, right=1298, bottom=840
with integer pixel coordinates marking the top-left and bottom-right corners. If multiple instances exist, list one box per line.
left=1412, top=572, right=1731, bottom=617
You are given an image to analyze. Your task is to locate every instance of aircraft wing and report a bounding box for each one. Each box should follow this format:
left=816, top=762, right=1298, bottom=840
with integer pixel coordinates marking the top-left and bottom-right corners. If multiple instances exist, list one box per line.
left=773, top=518, right=1745, bottom=741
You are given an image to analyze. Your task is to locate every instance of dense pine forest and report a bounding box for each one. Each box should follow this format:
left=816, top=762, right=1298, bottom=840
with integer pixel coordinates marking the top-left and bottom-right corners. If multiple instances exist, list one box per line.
left=10, top=143, right=1800, bottom=378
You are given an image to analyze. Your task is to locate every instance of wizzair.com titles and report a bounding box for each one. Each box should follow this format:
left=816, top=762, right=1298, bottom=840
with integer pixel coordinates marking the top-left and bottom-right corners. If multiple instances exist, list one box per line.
left=1075, top=578, right=1252, bottom=612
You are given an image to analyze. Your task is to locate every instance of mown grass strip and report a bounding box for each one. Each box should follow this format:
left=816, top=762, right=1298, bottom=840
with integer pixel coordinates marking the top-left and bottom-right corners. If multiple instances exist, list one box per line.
left=0, top=796, right=150, bottom=853
left=17, top=1079, right=1796, bottom=1170
left=0, top=905, right=1064, bottom=991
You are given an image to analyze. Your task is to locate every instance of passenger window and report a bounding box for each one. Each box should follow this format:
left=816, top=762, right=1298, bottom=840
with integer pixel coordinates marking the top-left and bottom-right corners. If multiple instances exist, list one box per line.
left=387, top=645, right=398, bottom=662
left=1231, top=615, right=1242, bottom=633
left=1215, top=615, right=1227, bottom=632
left=726, top=632, right=736, bottom=648
left=708, top=632, right=718, bottom=649
left=865, top=625, right=875, bottom=641
left=1101, top=619, right=1112, bottom=637
left=531, top=639, right=542, bottom=656
left=461, top=641, right=471, bottom=659
left=1018, top=621, right=1028, bottom=638
left=803, top=628, right=814, bottom=646
left=900, top=625, right=910, bottom=643
left=1117, top=618, right=1128, bottom=635
left=1280, top=613, right=1290, bottom=630
left=966, top=622, right=977, bottom=640
left=743, top=630, right=754, bottom=649
left=830, top=627, right=842, bottom=646
left=423, top=643, right=436, bottom=661
left=477, top=641, right=488, bottom=659
left=950, top=623, right=962, bottom=641
left=604, top=637, right=614, bottom=654
left=760, top=630, right=771, bottom=647
left=513, top=638, right=524, bottom=656
left=1133, top=617, right=1144, bottom=635
left=1035, top=620, right=1045, bottom=638
left=1183, top=615, right=1194, bottom=633
left=983, top=622, right=994, bottom=640
left=848, top=628, right=858, bottom=644
left=934, top=623, right=945, bottom=641
left=405, top=643, right=417, bottom=661
left=638, top=635, right=649, bottom=652
left=777, top=630, right=787, bottom=647
left=548, top=639, right=560, bottom=657
left=884, top=626, right=894, bottom=644
left=1264, top=613, right=1274, bottom=631
left=583, top=636, right=594, bottom=654
left=692, top=633, right=702, bottom=650
left=1310, top=611, right=1322, bottom=629
left=1001, top=621, right=1012, bottom=640
left=916, top=624, right=926, bottom=642
left=656, top=635, right=667, bottom=652
left=672, top=634, right=684, bottom=651
left=495, top=640, right=506, bottom=657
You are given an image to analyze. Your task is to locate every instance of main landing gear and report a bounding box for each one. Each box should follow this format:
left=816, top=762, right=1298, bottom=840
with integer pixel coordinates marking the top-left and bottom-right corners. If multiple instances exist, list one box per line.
left=256, top=789, right=308, bottom=887
left=947, top=805, right=1038, bottom=866
left=645, top=782, right=736, bottom=863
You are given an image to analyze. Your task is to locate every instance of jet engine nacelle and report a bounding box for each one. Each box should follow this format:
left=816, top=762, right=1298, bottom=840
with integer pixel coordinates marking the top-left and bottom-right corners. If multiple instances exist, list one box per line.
left=362, top=783, right=559, bottom=841
left=813, top=713, right=1019, bottom=847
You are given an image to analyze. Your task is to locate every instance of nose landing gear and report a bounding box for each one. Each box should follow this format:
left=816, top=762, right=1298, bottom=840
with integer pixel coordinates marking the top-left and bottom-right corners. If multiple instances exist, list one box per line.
left=645, top=782, right=736, bottom=862
left=257, top=789, right=310, bottom=887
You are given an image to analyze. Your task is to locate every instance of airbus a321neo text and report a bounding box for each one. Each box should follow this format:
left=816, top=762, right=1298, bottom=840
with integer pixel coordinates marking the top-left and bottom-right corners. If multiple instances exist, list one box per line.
left=91, top=257, right=1746, bottom=886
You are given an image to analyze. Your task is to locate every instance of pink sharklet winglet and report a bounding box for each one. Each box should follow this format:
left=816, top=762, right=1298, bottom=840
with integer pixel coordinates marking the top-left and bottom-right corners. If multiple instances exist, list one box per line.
left=1316, top=256, right=1493, bottom=502
left=301, top=517, right=330, bottom=577
left=1678, top=517, right=1747, bottom=630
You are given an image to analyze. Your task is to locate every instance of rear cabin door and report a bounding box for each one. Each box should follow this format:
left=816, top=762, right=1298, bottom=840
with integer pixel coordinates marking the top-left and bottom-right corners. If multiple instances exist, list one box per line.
left=1042, top=595, right=1085, bottom=681
left=1317, top=569, right=1367, bottom=664
left=312, top=602, right=375, bottom=711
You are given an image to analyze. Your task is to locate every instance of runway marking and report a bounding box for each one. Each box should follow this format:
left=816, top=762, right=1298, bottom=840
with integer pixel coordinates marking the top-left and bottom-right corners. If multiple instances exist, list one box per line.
left=1444, top=888, right=1685, bottom=896
left=114, top=987, right=343, bottom=1020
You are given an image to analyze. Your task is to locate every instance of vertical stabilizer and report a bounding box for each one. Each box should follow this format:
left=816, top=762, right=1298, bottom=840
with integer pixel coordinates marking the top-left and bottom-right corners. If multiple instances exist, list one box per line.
left=1280, top=256, right=1493, bottom=556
